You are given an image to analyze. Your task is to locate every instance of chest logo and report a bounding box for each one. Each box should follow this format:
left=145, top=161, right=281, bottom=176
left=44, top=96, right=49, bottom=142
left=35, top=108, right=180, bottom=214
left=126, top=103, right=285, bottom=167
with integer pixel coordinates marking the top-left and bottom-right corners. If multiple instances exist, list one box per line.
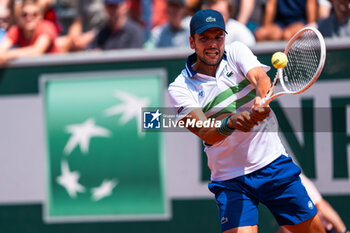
left=226, top=71, right=233, bottom=77
left=198, top=90, right=204, bottom=97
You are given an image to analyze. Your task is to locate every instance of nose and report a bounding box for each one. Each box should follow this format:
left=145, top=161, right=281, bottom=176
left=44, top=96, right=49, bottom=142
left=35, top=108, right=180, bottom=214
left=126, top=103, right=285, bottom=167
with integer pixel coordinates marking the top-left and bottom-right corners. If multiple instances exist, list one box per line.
left=207, top=38, right=217, bottom=48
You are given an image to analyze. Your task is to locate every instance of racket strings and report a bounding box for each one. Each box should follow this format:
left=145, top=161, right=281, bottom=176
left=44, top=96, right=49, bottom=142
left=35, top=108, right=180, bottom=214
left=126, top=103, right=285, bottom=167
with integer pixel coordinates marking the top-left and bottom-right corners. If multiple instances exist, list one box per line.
left=283, top=30, right=322, bottom=93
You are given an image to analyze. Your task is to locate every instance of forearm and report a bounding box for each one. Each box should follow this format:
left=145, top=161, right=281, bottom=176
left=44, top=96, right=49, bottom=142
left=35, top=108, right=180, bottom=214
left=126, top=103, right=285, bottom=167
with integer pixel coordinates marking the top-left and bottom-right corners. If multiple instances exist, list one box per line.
left=5, top=35, right=53, bottom=60
left=183, top=110, right=228, bottom=145
left=246, top=67, right=271, bottom=100
left=185, top=111, right=256, bottom=145
left=255, top=75, right=271, bottom=99
left=237, top=0, right=255, bottom=25
left=263, top=0, right=277, bottom=25
left=4, top=46, right=46, bottom=60
left=306, top=0, right=317, bottom=24
left=68, top=19, right=83, bottom=39
left=191, top=124, right=228, bottom=145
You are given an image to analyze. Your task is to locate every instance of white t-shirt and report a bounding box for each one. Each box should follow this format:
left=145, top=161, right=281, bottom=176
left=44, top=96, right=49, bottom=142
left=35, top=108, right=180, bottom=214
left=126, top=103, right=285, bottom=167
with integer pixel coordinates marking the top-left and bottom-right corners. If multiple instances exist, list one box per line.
left=168, top=42, right=287, bottom=181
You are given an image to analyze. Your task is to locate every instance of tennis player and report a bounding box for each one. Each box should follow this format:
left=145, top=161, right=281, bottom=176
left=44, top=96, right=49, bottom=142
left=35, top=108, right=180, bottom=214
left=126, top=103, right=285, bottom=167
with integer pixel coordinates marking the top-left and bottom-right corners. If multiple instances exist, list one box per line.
left=168, top=9, right=325, bottom=233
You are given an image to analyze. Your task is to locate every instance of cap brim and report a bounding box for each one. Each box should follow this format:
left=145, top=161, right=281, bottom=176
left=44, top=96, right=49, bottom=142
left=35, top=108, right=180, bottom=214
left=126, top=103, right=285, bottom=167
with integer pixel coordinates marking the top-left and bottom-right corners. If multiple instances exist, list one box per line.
left=195, top=24, right=227, bottom=35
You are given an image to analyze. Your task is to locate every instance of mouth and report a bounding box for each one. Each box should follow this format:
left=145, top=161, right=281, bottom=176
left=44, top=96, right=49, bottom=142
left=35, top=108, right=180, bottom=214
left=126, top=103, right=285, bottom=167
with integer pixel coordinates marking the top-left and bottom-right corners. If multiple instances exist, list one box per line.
left=204, top=49, right=219, bottom=58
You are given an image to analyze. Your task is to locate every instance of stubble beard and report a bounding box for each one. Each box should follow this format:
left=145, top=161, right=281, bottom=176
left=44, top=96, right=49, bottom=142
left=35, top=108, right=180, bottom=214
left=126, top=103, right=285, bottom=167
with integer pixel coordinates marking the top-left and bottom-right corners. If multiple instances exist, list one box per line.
left=197, top=52, right=223, bottom=67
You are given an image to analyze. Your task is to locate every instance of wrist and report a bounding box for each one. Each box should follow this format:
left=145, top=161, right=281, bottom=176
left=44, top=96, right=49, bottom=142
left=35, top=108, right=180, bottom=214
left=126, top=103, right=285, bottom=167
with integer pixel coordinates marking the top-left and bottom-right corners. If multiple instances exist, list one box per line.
left=226, top=115, right=235, bottom=129
left=217, top=115, right=235, bottom=136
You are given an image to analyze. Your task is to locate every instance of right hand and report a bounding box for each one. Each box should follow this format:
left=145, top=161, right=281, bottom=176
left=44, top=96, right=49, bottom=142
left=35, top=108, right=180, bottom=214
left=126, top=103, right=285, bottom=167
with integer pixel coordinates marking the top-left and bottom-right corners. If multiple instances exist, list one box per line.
left=250, top=106, right=271, bottom=123
left=228, top=111, right=256, bottom=132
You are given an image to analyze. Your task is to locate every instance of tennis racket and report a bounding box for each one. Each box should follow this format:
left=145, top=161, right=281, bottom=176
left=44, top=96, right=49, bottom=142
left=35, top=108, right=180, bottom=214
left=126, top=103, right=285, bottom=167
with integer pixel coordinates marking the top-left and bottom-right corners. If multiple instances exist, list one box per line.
left=260, top=26, right=326, bottom=107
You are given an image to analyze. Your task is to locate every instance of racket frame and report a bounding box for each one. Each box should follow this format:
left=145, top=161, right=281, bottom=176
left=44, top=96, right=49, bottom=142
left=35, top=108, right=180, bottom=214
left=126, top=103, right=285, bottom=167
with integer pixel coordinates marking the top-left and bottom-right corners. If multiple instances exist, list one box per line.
left=260, top=26, right=326, bottom=106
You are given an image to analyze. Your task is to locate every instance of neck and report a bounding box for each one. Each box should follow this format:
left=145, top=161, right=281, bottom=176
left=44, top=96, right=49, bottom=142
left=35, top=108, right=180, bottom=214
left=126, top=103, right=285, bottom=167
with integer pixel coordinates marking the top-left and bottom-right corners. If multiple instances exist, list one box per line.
left=192, top=61, right=219, bottom=77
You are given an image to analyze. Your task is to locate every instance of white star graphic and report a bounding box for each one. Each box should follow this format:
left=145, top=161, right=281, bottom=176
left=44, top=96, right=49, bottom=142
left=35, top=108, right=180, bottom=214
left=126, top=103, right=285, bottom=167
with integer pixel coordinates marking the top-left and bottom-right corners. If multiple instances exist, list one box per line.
left=91, top=179, right=118, bottom=201
left=64, top=118, right=111, bottom=155
left=104, top=91, right=150, bottom=136
left=150, top=109, right=162, bottom=122
left=56, top=160, right=86, bottom=198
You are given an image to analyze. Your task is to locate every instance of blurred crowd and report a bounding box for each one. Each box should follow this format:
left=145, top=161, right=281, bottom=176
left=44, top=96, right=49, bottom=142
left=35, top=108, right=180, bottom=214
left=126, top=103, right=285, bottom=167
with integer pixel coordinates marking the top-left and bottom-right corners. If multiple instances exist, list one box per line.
left=0, top=0, right=349, bottom=64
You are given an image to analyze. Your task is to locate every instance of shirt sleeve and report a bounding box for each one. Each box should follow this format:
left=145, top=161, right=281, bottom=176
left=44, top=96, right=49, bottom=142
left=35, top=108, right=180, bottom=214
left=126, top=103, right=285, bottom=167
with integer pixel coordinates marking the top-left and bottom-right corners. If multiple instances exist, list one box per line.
left=6, top=26, right=19, bottom=44
left=168, top=77, right=199, bottom=121
left=227, top=41, right=270, bottom=76
left=37, top=20, right=58, bottom=40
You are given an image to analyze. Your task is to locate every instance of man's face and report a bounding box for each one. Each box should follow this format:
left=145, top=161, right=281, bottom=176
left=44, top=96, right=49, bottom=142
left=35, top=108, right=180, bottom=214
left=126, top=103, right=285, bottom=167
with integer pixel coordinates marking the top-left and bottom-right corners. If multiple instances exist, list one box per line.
left=190, top=28, right=225, bottom=67
left=18, top=4, right=42, bottom=31
left=105, top=2, right=128, bottom=26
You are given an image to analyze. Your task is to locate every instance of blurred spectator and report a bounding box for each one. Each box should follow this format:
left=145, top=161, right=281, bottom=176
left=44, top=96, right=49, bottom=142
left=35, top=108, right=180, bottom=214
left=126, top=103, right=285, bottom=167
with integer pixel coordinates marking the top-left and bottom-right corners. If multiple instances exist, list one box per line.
left=0, top=0, right=58, bottom=65
left=145, top=0, right=189, bottom=48
left=202, top=0, right=256, bottom=46
left=317, top=0, right=350, bottom=38
left=318, top=0, right=332, bottom=19
left=0, top=0, right=12, bottom=42
left=54, top=0, right=78, bottom=34
left=88, top=0, right=144, bottom=50
left=233, top=0, right=255, bottom=25
left=186, top=0, right=202, bottom=15
left=40, top=0, right=62, bottom=33
left=152, top=0, right=168, bottom=28
left=231, top=0, right=264, bottom=33
left=61, top=0, right=107, bottom=52
left=255, top=0, right=317, bottom=41
left=129, top=0, right=168, bottom=28
left=15, top=0, right=62, bottom=33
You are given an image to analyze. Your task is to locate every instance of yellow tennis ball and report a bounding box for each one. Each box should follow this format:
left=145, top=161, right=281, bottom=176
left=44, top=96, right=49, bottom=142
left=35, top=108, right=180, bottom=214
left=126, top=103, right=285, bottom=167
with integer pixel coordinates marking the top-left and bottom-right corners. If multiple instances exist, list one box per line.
left=271, top=52, right=288, bottom=69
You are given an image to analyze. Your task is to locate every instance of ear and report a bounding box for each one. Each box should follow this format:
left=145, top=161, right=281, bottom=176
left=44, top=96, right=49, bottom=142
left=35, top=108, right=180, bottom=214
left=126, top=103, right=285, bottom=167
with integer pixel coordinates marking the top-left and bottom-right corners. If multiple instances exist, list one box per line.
left=189, top=35, right=195, bottom=49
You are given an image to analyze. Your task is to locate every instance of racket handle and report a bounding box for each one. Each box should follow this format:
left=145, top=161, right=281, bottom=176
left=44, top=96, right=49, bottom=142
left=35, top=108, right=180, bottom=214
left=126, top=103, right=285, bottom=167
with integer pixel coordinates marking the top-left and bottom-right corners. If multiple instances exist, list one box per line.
left=259, top=96, right=269, bottom=107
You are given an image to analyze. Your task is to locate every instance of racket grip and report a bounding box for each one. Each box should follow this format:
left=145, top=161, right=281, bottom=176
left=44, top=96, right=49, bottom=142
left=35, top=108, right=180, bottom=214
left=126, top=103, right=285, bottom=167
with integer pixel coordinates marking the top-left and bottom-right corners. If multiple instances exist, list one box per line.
left=259, top=96, right=268, bottom=107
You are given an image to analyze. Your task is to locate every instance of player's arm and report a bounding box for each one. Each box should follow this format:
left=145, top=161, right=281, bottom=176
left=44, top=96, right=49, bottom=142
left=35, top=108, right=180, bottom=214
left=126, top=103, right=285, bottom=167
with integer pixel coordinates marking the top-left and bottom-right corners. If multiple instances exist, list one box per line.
left=246, top=66, right=271, bottom=102
left=182, top=108, right=256, bottom=145
left=245, top=66, right=271, bottom=121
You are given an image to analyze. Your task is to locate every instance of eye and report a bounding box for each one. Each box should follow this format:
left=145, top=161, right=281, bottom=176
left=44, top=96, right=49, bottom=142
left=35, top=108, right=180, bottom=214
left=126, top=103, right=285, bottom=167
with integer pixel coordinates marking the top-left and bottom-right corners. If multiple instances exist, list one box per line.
left=215, top=36, right=224, bottom=41
left=199, top=37, right=207, bottom=42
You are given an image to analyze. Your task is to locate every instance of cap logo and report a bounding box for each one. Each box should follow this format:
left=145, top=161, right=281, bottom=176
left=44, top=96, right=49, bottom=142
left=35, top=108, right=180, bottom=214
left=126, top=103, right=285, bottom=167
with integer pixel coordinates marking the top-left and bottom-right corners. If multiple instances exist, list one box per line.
left=206, top=16, right=216, bottom=23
